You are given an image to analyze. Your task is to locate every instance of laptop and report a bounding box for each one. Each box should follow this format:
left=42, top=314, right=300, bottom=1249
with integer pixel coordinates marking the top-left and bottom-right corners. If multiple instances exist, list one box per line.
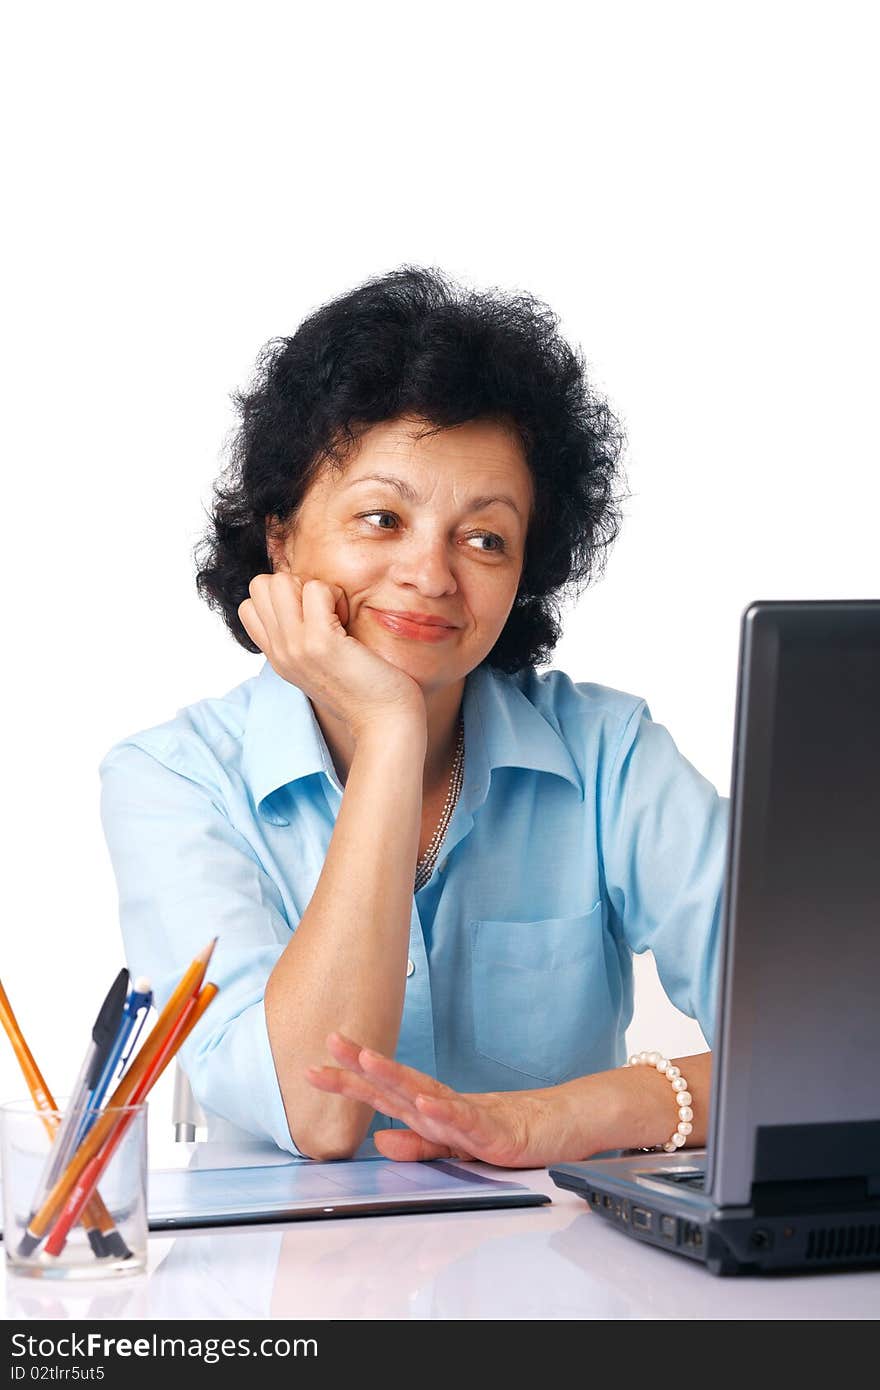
left=550, top=600, right=880, bottom=1275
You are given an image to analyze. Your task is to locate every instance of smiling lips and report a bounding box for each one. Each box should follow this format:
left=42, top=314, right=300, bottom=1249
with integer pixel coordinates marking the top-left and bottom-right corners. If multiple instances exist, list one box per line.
left=367, top=608, right=459, bottom=643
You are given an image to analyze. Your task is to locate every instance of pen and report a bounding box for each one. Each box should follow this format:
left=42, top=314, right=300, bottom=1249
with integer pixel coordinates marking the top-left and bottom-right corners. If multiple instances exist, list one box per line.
left=18, top=938, right=217, bottom=1256
left=26, top=969, right=130, bottom=1222
left=75, top=977, right=153, bottom=1141
left=0, top=976, right=126, bottom=1257
left=44, top=980, right=219, bottom=1256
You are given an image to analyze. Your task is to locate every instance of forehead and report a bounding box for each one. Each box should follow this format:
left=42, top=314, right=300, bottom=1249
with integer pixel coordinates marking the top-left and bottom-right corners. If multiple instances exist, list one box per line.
left=329, top=416, right=533, bottom=502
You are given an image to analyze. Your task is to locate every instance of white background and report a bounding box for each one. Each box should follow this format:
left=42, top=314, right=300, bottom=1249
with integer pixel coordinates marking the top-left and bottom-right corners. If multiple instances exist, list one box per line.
left=1, top=2, right=877, bottom=1156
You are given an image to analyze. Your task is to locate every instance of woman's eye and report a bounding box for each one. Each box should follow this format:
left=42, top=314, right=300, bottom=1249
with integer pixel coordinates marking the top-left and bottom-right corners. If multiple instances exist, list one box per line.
left=358, top=513, right=506, bottom=553
left=466, top=532, right=506, bottom=553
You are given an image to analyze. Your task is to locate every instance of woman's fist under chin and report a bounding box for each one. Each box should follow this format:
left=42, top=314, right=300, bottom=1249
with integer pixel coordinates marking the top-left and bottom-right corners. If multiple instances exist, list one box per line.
left=237, top=572, right=427, bottom=739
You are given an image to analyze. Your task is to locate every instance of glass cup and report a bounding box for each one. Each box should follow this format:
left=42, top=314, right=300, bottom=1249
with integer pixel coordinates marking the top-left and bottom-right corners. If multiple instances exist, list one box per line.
left=1, top=1098, right=148, bottom=1280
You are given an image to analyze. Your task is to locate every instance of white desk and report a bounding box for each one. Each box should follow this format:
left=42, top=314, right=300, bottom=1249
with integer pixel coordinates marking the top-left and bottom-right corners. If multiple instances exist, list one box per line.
left=4, top=1146, right=878, bottom=1320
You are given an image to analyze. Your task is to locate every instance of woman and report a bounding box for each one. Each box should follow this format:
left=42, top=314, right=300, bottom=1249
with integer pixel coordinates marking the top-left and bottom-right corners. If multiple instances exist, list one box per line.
left=99, top=265, right=727, bottom=1163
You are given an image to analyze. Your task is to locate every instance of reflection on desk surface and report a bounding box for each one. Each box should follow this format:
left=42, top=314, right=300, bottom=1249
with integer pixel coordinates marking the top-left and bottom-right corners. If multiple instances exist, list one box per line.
left=144, top=1208, right=605, bottom=1321
left=6, top=1159, right=880, bottom=1321
left=145, top=1207, right=880, bottom=1320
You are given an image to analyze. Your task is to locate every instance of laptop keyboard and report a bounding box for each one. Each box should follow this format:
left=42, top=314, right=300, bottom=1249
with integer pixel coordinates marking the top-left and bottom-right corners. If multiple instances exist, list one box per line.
left=651, top=1169, right=707, bottom=1191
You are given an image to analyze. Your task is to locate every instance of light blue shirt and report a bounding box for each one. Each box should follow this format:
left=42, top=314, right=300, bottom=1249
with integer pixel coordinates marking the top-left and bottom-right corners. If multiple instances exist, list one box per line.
left=99, top=660, right=729, bottom=1156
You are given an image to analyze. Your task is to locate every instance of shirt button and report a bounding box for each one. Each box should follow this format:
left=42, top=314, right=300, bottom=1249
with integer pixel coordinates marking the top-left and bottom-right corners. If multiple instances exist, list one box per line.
left=406, top=958, right=415, bottom=978
left=439, top=858, right=448, bottom=873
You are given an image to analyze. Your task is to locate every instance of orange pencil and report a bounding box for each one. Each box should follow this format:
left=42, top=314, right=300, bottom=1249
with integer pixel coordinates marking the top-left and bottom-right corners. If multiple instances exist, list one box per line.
left=17, top=939, right=217, bottom=1256
left=44, top=982, right=219, bottom=1255
left=0, top=977, right=127, bottom=1256
left=0, top=978, right=53, bottom=1114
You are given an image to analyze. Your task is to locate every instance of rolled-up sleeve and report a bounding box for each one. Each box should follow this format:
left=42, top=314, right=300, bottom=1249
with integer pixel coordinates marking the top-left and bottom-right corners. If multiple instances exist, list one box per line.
left=600, top=703, right=729, bottom=1047
left=99, top=741, right=304, bottom=1156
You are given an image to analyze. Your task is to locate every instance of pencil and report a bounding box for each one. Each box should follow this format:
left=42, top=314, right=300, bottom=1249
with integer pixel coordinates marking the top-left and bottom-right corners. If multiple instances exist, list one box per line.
left=44, top=982, right=219, bottom=1255
left=0, top=978, right=53, bottom=1113
left=0, top=977, right=127, bottom=1257
left=17, top=939, right=217, bottom=1255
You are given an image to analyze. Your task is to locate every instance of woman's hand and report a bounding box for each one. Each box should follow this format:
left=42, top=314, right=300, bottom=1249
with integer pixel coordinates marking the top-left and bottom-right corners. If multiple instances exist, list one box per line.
left=305, top=1033, right=601, bottom=1168
left=238, top=574, right=426, bottom=739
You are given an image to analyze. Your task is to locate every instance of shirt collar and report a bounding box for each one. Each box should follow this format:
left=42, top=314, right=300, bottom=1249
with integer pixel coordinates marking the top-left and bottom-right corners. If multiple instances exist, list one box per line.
left=241, top=659, right=582, bottom=825
left=241, top=661, right=343, bottom=824
left=467, top=662, right=583, bottom=800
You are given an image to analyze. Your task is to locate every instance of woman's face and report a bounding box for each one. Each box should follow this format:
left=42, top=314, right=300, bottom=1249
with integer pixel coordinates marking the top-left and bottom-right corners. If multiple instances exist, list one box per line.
left=268, top=415, right=533, bottom=694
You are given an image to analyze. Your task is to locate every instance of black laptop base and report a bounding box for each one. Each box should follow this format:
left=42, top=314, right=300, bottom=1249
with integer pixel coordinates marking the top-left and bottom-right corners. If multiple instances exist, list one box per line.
left=550, top=1163, right=880, bottom=1276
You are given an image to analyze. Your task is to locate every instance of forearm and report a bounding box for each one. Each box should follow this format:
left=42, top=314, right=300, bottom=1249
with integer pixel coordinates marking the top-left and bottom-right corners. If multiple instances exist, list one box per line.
left=265, top=719, right=426, bottom=1158
left=548, top=1051, right=713, bottom=1162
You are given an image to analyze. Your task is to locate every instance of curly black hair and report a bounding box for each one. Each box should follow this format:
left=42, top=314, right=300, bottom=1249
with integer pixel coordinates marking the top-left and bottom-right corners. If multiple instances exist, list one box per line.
left=195, top=265, right=627, bottom=673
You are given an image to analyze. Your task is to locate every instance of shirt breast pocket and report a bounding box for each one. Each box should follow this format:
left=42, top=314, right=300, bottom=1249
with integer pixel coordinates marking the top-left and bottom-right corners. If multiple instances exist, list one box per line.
left=469, top=900, right=615, bottom=1084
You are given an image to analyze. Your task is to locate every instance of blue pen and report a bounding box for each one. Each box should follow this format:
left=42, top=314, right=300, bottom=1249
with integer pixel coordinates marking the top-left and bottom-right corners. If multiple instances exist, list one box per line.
left=77, top=976, right=153, bottom=1139
left=68, top=976, right=151, bottom=1261
left=62, top=976, right=151, bottom=1261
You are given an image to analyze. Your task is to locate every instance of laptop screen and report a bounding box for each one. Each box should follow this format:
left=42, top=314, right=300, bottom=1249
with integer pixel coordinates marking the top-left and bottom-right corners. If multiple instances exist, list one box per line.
left=708, top=602, right=880, bottom=1207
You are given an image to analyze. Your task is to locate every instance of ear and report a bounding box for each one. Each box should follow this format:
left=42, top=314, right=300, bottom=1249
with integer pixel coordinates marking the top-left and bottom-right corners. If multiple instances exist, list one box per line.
left=265, top=515, right=290, bottom=573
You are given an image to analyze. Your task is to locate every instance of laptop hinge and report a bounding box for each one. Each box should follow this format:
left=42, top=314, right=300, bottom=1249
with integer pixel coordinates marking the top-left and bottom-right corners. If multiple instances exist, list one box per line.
left=751, top=1119, right=880, bottom=1213
left=751, top=1175, right=874, bottom=1214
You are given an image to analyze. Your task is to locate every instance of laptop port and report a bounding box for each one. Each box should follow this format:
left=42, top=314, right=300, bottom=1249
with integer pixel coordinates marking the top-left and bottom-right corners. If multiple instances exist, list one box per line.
left=681, top=1220, right=703, bottom=1248
left=632, top=1207, right=653, bottom=1231
left=603, top=1194, right=612, bottom=1209
left=659, top=1214, right=677, bottom=1242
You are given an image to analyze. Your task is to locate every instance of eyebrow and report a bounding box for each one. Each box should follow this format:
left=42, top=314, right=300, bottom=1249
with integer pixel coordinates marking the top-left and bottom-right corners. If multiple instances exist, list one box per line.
left=344, top=472, right=524, bottom=519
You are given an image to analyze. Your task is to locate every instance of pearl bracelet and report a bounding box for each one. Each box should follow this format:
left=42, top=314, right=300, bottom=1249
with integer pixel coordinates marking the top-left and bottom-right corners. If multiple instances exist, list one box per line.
left=625, top=1051, right=694, bottom=1152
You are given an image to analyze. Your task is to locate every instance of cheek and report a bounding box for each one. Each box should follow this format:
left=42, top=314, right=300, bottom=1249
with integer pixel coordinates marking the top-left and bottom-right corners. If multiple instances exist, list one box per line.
left=335, top=553, right=395, bottom=614
left=290, top=528, right=371, bottom=584
left=465, top=572, right=520, bottom=626
left=333, top=546, right=383, bottom=588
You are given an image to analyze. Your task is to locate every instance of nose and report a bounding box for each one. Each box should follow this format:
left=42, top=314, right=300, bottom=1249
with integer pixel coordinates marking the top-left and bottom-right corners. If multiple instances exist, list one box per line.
left=387, top=529, right=459, bottom=598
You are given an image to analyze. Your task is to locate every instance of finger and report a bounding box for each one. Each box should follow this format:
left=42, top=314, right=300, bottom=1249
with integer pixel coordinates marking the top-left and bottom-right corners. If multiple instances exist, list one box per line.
left=418, top=1093, right=529, bottom=1165
left=327, top=583, right=350, bottom=629
left=265, top=571, right=306, bottom=633
left=355, top=1052, right=462, bottom=1132
left=326, top=1032, right=369, bottom=1074
left=307, top=1066, right=460, bottom=1148
left=321, top=1040, right=485, bottom=1151
left=408, top=1096, right=493, bottom=1154
left=326, top=1035, right=437, bottom=1097
left=416, top=1092, right=484, bottom=1140
left=301, top=577, right=348, bottom=632
left=243, top=573, right=285, bottom=645
left=238, top=597, right=271, bottom=653
left=305, top=1066, right=423, bottom=1129
left=304, top=1066, right=385, bottom=1110
left=373, top=1129, right=456, bottom=1163
left=357, top=1048, right=455, bottom=1105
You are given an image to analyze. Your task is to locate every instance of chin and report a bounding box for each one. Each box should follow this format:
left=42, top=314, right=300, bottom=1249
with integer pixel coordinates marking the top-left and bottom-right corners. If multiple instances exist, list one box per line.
left=373, top=642, right=459, bottom=686
left=383, top=647, right=450, bottom=675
